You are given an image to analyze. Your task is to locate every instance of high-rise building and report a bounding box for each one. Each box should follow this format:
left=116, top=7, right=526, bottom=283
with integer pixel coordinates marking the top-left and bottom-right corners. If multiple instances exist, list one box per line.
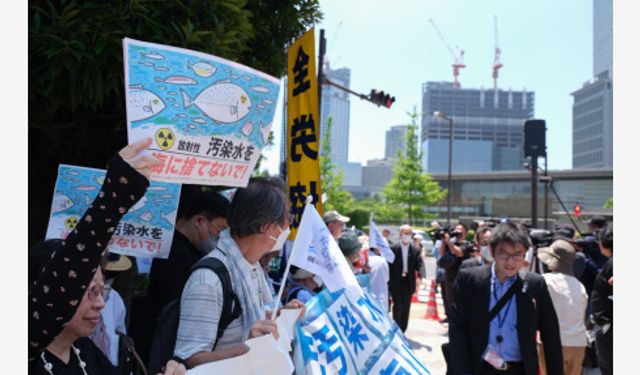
left=320, top=67, right=351, bottom=164
left=420, top=82, right=535, bottom=174
left=385, top=125, right=408, bottom=159
left=571, top=0, right=613, bottom=169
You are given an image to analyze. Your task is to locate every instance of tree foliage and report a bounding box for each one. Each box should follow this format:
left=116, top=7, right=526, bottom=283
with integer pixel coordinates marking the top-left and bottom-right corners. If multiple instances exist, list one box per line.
left=28, top=0, right=321, bottom=246
left=603, top=197, right=613, bottom=209
left=383, top=108, right=447, bottom=225
left=320, top=116, right=355, bottom=214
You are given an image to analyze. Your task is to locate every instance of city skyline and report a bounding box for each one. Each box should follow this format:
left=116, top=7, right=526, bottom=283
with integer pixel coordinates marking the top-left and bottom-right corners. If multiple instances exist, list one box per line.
left=263, top=0, right=594, bottom=175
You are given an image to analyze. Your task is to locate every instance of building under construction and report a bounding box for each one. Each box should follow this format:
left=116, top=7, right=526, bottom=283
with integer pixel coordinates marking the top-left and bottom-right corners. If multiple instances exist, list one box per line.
left=420, top=82, right=535, bottom=173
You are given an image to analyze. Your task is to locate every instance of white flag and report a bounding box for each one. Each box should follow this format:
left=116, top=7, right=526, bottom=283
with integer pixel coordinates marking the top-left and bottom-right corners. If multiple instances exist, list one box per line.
left=369, top=217, right=395, bottom=263
left=288, top=203, right=362, bottom=296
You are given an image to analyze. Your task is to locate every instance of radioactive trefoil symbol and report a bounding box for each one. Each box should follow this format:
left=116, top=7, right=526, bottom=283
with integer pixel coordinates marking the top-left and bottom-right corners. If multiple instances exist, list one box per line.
left=155, top=128, right=175, bottom=150
left=64, top=216, right=78, bottom=230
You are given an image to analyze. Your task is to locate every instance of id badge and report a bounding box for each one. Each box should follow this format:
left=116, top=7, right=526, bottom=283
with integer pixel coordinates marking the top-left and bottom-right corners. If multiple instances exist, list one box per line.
left=482, top=344, right=507, bottom=370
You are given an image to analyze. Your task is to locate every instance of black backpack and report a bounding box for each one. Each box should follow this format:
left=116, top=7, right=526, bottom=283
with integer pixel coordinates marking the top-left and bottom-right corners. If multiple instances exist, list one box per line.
left=147, top=257, right=242, bottom=373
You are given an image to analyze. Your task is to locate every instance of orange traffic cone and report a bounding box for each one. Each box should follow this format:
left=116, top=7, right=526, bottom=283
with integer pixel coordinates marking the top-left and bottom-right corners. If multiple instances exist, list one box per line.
left=412, top=277, right=420, bottom=303
left=423, top=279, right=440, bottom=320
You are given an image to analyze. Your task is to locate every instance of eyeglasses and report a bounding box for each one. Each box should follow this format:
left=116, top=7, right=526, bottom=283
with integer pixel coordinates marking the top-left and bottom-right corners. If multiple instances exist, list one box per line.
left=86, top=282, right=105, bottom=302
left=494, top=251, right=526, bottom=262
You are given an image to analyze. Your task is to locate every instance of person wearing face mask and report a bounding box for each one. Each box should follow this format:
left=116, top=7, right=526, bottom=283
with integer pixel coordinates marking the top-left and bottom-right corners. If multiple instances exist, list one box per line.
left=174, top=177, right=305, bottom=368
left=147, top=187, right=230, bottom=319
left=387, top=224, right=426, bottom=333
left=461, top=226, right=493, bottom=270
left=283, top=266, right=323, bottom=305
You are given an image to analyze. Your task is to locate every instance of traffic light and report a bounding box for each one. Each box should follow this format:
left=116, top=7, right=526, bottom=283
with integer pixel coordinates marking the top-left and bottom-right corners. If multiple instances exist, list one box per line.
left=369, top=89, right=395, bottom=108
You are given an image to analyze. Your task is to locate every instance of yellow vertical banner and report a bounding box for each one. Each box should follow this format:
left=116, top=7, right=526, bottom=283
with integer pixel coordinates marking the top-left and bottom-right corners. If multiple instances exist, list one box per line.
left=287, top=28, right=323, bottom=238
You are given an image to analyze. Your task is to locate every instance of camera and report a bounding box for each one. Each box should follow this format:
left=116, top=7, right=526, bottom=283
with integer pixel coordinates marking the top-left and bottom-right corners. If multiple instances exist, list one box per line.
left=430, top=226, right=463, bottom=241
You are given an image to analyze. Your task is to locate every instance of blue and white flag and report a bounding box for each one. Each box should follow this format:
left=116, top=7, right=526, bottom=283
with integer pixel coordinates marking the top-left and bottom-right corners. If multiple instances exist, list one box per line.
left=287, top=203, right=362, bottom=297
left=293, top=287, right=430, bottom=375
left=369, top=216, right=395, bottom=263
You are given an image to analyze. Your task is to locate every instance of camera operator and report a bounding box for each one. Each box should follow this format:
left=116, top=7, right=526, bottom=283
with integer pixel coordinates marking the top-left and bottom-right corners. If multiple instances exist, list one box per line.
left=437, top=222, right=470, bottom=323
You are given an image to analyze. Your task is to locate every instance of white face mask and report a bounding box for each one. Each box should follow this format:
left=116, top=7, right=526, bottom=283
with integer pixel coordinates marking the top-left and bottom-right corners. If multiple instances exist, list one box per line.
left=400, top=234, right=412, bottom=244
left=202, top=236, right=219, bottom=254
left=268, top=224, right=290, bottom=252
left=480, top=246, right=493, bottom=262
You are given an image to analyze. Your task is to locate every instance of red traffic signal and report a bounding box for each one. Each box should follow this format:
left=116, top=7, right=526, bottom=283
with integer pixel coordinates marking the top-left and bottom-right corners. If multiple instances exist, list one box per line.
left=369, top=89, right=395, bottom=108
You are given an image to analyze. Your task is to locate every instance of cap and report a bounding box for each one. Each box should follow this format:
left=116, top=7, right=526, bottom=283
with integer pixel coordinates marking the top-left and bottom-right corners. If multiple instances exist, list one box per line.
left=414, top=234, right=424, bottom=240
left=537, top=239, right=576, bottom=276
left=102, top=253, right=132, bottom=272
left=291, top=267, right=314, bottom=280
left=323, top=210, right=350, bottom=224
left=338, top=231, right=361, bottom=258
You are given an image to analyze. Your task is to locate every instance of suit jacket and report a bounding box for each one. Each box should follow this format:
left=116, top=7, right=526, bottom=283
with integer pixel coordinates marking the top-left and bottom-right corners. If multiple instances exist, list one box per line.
left=448, top=265, right=563, bottom=375
left=388, top=242, right=425, bottom=294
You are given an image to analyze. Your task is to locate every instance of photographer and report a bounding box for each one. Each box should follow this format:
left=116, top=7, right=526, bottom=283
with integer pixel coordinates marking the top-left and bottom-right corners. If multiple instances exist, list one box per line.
left=437, top=223, right=471, bottom=323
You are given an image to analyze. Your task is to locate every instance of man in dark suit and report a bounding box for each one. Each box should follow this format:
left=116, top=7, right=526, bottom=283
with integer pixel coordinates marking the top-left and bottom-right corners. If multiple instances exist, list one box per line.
left=388, top=224, right=426, bottom=332
left=449, top=222, right=562, bottom=375
left=460, top=226, right=493, bottom=270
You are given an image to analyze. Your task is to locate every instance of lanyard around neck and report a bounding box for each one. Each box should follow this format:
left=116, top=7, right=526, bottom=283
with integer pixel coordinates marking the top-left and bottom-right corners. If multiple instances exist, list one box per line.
left=492, top=281, right=514, bottom=329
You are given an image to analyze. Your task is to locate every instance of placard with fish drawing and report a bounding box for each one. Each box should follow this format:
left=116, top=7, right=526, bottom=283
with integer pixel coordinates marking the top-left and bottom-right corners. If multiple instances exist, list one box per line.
left=45, top=164, right=181, bottom=259
left=123, top=38, right=281, bottom=187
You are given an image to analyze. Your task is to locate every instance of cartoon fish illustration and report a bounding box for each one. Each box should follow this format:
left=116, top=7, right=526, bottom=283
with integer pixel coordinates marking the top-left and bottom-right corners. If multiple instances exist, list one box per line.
left=241, top=121, right=253, bottom=137
left=173, top=103, right=180, bottom=108
left=154, top=66, right=170, bottom=71
left=64, top=176, right=80, bottom=183
left=128, top=85, right=166, bottom=122
left=191, top=117, right=207, bottom=124
left=249, top=85, right=270, bottom=94
left=128, top=195, right=148, bottom=213
left=167, top=91, right=178, bottom=96
left=155, top=76, right=197, bottom=85
left=139, top=211, right=153, bottom=222
left=257, top=104, right=266, bottom=110
left=186, top=124, right=197, bottom=129
left=139, top=61, right=155, bottom=67
left=231, top=75, right=240, bottom=80
left=161, top=210, right=178, bottom=226
left=84, top=194, right=92, bottom=205
left=51, top=193, right=74, bottom=213
left=157, top=85, right=167, bottom=90
left=166, top=97, right=176, bottom=103
left=67, top=170, right=80, bottom=176
left=262, top=99, right=275, bottom=105
left=188, top=61, right=217, bottom=78
left=160, top=194, right=175, bottom=199
left=181, top=81, right=252, bottom=124
left=176, top=114, right=187, bottom=119
left=242, top=75, right=252, bottom=81
left=77, top=185, right=96, bottom=191
left=140, top=52, right=165, bottom=60
left=147, top=185, right=167, bottom=191
left=260, top=122, right=272, bottom=144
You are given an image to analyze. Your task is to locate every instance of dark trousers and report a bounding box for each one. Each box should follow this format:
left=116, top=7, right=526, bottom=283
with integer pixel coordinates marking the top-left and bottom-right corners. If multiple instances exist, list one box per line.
left=595, top=324, right=613, bottom=375
left=390, top=279, right=413, bottom=332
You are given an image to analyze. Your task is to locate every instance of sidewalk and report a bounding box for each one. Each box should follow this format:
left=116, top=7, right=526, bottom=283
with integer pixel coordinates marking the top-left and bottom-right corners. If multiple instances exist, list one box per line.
left=404, top=296, right=448, bottom=375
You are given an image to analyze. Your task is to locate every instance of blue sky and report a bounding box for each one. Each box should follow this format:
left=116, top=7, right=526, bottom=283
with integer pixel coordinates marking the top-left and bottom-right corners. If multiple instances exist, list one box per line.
left=262, top=0, right=595, bottom=174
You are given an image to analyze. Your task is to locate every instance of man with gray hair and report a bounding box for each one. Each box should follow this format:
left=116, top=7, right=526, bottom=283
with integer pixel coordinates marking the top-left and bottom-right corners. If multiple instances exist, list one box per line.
left=174, top=177, right=305, bottom=368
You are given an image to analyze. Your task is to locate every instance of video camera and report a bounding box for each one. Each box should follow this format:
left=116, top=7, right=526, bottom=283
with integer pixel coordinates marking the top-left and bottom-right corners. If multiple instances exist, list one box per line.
left=430, top=225, right=463, bottom=241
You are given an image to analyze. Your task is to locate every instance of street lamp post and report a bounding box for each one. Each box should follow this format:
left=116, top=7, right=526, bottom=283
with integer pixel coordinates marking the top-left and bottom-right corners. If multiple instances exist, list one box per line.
left=434, top=111, right=453, bottom=224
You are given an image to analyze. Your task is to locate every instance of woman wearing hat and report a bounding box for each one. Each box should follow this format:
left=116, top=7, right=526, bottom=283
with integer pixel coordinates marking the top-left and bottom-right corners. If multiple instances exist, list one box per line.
left=536, top=239, right=588, bottom=375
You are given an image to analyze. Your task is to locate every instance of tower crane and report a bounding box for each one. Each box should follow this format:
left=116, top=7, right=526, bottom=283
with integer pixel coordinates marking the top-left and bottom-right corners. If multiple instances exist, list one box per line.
left=492, top=15, right=503, bottom=90
left=429, top=18, right=466, bottom=88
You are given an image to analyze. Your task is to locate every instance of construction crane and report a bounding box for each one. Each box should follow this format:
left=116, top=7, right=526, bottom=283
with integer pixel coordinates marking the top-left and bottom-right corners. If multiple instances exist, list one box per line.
left=429, top=18, right=466, bottom=88
left=492, top=15, right=503, bottom=91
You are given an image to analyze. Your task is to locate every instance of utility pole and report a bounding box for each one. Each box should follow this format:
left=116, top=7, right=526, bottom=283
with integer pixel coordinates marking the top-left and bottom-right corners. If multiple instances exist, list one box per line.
left=317, top=29, right=326, bottom=128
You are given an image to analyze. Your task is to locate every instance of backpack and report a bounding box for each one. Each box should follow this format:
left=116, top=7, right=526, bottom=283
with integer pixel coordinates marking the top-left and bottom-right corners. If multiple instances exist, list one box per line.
left=147, top=257, right=242, bottom=373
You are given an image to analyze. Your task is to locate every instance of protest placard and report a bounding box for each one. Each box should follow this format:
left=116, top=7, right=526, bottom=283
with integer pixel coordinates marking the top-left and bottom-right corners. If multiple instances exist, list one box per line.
left=123, top=38, right=280, bottom=187
left=45, top=164, right=180, bottom=259
left=369, top=215, right=395, bottom=263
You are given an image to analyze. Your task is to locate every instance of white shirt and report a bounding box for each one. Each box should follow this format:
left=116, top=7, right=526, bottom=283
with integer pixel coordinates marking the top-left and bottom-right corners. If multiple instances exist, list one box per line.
left=542, top=272, right=588, bottom=346
left=101, top=287, right=127, bottom=366
left=401, top=242, right=409, bottom=274
left=367, top=253, right=390, bottom=311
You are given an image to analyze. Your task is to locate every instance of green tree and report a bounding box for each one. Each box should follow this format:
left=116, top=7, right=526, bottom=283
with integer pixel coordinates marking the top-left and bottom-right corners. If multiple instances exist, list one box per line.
left=320, top=116, right=355, bottom=213
left=383, top=108, right=447, bottom=225
left=603, top=197, right=613, bottom=209
left=28, top=0, right=321, bottom=246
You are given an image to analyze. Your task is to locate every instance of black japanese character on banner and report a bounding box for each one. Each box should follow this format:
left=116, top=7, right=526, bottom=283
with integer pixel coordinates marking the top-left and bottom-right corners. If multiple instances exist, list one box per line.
left=232, top=143, right=245, bottom=160
left=207, top=137, right=223, bottom=157
left=151, top=227, right=163, bottom=240
left=220, top=140, right=234, bottom=159
left=289, top=181, right=319, bottom=228
left=292, top=45, right=311, bottom=96
left=244, top=145, right=255, bottom=161
left=123, top=223, right=136, bottom=236
left=136, top=225, right=150, bottom=238
left=290, top=114, right=318, bottom=161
